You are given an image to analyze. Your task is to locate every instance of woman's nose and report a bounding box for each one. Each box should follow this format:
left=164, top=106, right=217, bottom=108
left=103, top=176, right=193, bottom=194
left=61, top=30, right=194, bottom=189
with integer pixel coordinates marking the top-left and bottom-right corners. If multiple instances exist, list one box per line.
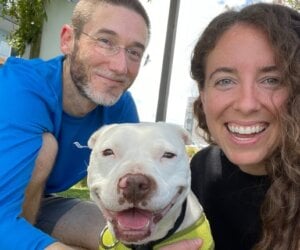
left=233, top=83, right=261, bottom=114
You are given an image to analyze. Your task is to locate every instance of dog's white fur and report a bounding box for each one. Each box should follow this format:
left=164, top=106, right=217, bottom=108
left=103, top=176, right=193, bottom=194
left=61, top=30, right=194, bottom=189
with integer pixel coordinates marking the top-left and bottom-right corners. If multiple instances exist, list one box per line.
left=87, top=122, right=203, bottom=245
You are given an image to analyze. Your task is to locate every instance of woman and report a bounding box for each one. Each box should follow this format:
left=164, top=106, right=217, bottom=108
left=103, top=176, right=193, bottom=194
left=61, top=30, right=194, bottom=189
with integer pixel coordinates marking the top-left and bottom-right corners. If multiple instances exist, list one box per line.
left=190, top=3, right=300, bottom=250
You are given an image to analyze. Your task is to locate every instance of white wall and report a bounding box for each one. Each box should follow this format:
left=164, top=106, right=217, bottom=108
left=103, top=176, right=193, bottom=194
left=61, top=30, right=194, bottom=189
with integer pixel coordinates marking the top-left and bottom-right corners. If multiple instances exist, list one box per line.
left=130, top=1, right=170, bottom=123
left=0, top=17, right=15, bottom=33
left=0, top=18, right=12, bottom=58
left=39, top=0, right=75, bottom=59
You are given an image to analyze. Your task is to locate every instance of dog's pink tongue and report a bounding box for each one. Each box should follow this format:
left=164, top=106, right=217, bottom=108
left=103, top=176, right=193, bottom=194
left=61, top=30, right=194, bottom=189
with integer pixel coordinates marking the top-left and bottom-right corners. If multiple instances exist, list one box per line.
left=117, top=209, right=151, bottom=230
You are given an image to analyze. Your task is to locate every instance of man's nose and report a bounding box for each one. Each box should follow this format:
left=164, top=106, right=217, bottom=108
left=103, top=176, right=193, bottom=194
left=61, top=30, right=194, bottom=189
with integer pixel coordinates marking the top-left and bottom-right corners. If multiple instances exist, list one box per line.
left=108, top=48, right=129, bottom=75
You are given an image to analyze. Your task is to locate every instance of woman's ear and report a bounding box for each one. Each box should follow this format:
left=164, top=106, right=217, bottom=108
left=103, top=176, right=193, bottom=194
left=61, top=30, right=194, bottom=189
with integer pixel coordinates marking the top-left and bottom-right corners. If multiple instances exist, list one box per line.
left=199, top=91, right=206, bottom=115
left=60, top=24, right=75, bottom=55
left=199, top=91, right=205, bottom=106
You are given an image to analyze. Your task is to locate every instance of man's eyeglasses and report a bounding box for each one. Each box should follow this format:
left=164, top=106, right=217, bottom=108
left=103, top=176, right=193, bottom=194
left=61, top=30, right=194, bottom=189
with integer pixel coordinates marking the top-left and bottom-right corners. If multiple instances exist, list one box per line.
left=81, top=31, right=145, bottom=64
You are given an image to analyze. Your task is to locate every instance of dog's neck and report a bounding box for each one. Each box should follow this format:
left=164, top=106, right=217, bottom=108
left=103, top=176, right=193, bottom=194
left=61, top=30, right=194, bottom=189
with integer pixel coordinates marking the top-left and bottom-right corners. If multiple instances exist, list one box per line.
left=176, top=192, right=203, bottom=231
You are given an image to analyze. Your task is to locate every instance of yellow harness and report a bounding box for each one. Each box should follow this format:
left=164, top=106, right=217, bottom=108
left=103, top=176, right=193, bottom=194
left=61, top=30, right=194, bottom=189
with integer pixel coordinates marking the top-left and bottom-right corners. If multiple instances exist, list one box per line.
left=99, top=214, right=214, bottom=250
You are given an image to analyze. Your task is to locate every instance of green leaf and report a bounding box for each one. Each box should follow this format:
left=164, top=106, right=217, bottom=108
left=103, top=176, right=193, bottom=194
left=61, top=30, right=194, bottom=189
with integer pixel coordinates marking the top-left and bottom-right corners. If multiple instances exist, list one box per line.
left=0, top=0, right=50, bottom=56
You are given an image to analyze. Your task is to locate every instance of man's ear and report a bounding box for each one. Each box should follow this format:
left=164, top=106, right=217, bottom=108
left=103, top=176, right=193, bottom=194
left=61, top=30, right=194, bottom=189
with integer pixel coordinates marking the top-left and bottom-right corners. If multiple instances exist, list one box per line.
left=60, top=24, right=75, bottom=55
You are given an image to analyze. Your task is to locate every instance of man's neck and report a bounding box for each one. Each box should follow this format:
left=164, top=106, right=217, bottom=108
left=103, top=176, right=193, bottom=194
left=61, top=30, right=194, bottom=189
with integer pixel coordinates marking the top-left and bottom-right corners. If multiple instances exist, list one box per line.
left=62, top=59, right=97, bottom=117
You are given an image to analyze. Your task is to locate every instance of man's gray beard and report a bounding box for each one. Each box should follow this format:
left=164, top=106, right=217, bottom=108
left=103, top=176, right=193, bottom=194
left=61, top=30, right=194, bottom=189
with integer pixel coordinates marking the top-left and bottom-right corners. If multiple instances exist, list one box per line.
left=69, top=51, right=121, bottom=106
left=82, top=84, right=122, bottom=106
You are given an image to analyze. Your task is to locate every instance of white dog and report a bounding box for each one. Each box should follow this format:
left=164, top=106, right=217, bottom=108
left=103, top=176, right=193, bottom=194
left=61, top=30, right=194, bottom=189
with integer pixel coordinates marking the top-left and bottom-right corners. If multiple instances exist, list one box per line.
left=87, top=122, right=214, bottom=250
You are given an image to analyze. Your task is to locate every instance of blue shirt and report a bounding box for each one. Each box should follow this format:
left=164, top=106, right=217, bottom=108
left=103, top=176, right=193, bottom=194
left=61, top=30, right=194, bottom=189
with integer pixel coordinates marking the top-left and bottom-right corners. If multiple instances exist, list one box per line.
left=0, top=55, right=139, bottom=249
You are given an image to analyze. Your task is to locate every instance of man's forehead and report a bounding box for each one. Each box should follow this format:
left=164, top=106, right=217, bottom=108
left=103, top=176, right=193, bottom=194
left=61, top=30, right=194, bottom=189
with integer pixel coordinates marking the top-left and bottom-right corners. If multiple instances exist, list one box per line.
left=84, top=4, right=149, bottom=45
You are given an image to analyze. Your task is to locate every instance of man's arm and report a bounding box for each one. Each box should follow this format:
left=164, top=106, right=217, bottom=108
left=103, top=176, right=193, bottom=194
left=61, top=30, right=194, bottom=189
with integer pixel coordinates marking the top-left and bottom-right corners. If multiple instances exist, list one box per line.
left=22, top=133, right=58, bottom=224
left=0, top=58, right=61, bottom=249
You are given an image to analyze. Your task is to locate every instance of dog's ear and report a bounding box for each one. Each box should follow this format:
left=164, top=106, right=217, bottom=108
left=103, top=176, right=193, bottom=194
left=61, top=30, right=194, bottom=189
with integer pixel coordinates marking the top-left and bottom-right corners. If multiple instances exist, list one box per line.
left=179, top=126, right=192, bottom=145
left=88, top=124, right=116, bottom=149
left=157, top=122, right=192, bottom=145
left=88, top=130, right=100, bottom=149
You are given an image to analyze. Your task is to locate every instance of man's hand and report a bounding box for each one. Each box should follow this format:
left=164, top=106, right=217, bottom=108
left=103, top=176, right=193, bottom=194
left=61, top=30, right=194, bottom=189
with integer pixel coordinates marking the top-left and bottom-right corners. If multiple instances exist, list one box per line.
left=45, top=242, right=88, bottom=250
left=45, top=242, right=74, bottom=250
left=160, top=239, right=203, bottom=250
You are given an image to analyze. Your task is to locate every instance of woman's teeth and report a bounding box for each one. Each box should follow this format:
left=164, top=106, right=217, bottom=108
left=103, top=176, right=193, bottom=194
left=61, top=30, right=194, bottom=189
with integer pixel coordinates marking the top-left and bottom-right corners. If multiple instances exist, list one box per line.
left=227, top=124, right=265, bottom=135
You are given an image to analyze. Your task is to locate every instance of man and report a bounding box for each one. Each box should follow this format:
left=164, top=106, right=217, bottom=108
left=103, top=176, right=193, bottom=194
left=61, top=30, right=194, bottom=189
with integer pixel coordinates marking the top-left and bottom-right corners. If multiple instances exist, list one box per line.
left=0, top=0, right=150, bottom=249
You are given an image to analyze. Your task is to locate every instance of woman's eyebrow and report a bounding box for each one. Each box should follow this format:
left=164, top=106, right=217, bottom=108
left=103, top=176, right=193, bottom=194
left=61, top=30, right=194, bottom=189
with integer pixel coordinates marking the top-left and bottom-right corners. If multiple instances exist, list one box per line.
left=208, top=65, right=279, bottom=80
left=208, top=67, right=236, bottom=80
left=258, top=65, right=278, bottom=73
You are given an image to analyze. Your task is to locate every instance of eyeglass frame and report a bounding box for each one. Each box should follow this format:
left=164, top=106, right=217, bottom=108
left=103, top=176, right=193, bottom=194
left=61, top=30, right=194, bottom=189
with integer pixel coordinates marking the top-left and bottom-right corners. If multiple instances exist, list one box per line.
left=79, top=31, right=146, bottom=64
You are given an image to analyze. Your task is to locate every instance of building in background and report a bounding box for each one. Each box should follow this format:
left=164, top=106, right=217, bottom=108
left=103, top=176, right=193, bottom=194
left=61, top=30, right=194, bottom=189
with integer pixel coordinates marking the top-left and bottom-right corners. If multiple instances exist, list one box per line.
left=0, top=16, right=14, bottom=64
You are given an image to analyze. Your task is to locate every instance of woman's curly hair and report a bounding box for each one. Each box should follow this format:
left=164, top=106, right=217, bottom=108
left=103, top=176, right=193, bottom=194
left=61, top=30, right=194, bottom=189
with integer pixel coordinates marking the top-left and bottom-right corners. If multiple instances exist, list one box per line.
left=191, top=3, right=300, bottom=250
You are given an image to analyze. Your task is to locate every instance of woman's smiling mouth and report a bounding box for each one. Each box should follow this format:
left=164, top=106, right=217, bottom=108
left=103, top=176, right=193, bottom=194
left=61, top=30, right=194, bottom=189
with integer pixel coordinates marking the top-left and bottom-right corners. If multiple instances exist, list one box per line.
left=227, top=123, right=267, bottom=135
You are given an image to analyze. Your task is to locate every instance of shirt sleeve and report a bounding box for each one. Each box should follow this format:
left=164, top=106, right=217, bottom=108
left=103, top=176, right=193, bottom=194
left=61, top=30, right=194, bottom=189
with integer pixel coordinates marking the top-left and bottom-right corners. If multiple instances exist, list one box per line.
left=0, top=59, right=58, bottom=249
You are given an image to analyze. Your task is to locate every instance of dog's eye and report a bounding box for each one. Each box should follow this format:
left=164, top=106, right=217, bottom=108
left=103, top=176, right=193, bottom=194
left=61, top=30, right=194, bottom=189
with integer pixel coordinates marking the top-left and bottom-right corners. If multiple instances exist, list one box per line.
left=162, top=152, right=176, bottom=159
left=102, top=148, right=114, bottom=156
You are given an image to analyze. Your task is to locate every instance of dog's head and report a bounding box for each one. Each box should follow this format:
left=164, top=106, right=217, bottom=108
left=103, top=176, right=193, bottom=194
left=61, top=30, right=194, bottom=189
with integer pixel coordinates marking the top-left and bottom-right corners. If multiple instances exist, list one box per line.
left=87, top=122, right=192, bottom=245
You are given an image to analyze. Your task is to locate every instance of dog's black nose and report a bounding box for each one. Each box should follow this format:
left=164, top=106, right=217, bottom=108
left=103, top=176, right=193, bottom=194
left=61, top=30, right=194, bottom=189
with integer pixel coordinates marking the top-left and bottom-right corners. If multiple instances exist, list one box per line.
left=118, top=174, right=154, bottom=204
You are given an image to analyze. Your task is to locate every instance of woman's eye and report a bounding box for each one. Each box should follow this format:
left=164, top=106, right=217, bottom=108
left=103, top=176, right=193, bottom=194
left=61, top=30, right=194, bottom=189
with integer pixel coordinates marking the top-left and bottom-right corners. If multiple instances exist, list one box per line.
left=102, top=148, right=114, bottom=156
left=162, top=152, right=176, bottom=159
left=216, top=78, right=234, bottom=87
left=262, top=77, right=281, bottom=86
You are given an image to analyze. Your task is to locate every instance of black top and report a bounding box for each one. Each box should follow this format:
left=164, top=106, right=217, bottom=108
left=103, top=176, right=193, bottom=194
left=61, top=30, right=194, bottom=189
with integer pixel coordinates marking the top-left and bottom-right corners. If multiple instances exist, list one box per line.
left=191, top=146, right=270, bottom=250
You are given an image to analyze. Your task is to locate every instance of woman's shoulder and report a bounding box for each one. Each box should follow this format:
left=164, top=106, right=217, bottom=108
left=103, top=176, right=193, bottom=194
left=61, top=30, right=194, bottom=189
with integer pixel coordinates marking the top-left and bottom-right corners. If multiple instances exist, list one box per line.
left=191, top=145, right=223, bottom=204
left=191, top=145, right=221, bottom=165
left=190, top=145, right=223, bottom=182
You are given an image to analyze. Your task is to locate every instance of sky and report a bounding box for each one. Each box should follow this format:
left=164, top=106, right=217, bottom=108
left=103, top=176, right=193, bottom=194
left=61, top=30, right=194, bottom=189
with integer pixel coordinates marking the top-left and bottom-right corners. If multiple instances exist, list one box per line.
left=130, top=0, right=273, bottom=127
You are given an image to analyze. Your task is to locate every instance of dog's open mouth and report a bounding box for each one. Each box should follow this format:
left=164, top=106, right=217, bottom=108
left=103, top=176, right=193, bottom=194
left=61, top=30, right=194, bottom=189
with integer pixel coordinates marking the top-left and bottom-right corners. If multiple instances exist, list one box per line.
left=103, top=190, right=184, bottom=243
left=109, top=202, right=173, bottom=242
left=112, top=208, right=153, bottom=242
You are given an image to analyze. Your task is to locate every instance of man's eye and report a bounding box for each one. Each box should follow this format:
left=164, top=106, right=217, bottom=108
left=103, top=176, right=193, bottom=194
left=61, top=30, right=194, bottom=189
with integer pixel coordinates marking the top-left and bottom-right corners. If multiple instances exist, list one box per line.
left=162, top=152, right=176, bottom=159
left=102, top=148, right=114, bottom=156
left=127, top=48, right=143, bottom=60
left=97, top=38, right=113, bottom=48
